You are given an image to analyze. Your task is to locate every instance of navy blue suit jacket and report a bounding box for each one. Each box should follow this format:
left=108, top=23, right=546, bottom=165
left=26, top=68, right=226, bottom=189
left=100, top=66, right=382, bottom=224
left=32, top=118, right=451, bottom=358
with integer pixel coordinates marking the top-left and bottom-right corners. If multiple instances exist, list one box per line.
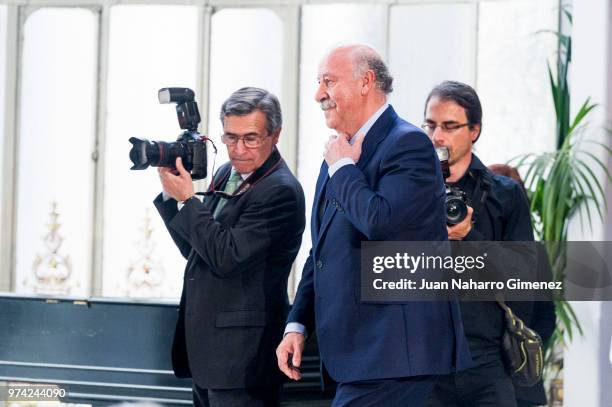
left=288, top=106, right=472, bottom=383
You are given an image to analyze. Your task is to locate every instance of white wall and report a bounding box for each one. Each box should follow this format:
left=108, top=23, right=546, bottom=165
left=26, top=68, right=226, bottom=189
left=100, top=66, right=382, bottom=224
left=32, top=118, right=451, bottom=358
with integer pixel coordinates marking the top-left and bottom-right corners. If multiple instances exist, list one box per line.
left=564, top=0, right=612, bottom=406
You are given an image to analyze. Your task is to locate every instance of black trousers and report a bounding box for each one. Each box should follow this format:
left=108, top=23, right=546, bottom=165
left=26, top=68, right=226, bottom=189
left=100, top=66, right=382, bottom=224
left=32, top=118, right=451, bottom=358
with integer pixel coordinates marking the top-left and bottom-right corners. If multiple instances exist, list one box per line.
left=426, top=357, right=517, bottom=407
left=192, top=382, right=281, bottom=407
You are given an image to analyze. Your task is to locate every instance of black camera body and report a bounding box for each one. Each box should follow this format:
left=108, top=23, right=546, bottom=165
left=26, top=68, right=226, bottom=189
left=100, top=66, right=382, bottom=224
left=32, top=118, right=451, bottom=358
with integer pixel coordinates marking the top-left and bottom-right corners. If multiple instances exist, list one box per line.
left=129, top=87, right=207, bottom=180
left=435, top=146, right=469, bottom=225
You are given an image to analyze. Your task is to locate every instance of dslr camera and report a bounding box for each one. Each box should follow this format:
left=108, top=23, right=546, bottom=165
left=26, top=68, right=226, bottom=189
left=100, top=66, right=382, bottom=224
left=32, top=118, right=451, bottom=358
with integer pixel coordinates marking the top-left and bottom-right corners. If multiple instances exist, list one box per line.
left=436, top=146, right=469, bottom=225
left=129, top=87, right=207, bottom=180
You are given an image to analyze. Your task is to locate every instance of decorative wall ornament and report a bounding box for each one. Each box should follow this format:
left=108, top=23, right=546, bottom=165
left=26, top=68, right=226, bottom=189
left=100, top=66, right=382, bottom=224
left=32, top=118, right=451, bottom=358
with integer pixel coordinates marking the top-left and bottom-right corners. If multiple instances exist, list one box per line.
left=26, top=202, right=78, bottom=295
left=123, top=208, right=166, bottom=298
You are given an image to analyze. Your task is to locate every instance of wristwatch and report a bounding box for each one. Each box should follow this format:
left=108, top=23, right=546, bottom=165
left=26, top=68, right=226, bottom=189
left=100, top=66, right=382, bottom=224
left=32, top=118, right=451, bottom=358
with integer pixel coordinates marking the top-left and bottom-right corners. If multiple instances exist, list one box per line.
left=178, top=195, right=197, bottom=210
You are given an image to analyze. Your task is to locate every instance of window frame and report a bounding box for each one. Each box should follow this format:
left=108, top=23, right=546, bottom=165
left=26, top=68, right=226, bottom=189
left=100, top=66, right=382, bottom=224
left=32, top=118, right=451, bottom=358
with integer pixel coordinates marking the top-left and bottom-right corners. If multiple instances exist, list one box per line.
left=0, top=0, right=561, bottom=298
left=0, top=0, right=304, bottom=297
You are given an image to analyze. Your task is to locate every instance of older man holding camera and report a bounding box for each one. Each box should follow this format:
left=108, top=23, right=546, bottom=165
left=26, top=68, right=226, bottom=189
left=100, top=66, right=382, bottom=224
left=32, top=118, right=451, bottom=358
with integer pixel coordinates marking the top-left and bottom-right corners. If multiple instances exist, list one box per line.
left=155, top=87, right=305, bottom=407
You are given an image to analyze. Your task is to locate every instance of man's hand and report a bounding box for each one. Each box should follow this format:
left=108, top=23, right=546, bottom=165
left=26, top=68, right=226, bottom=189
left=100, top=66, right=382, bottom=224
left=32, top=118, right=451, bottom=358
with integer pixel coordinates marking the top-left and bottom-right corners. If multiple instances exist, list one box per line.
left=324, top=132, right=364, bottom=166
left=447, top=206, right=474, bottom=240
left=276, top=332, right=305, bottom=380
left=158, top=157, right=194, bottom=202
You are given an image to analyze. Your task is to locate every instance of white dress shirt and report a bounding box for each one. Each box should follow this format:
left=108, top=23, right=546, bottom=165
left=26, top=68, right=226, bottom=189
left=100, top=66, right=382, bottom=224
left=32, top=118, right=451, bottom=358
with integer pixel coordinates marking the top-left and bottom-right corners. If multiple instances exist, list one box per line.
left=327, top=103, right=389, bottom=177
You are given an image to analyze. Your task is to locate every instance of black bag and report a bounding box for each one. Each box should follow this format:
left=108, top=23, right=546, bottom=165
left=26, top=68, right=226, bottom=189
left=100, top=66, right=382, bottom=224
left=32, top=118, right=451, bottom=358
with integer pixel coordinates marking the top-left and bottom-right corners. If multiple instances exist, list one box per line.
left=496, top=299, right=544, bottom=387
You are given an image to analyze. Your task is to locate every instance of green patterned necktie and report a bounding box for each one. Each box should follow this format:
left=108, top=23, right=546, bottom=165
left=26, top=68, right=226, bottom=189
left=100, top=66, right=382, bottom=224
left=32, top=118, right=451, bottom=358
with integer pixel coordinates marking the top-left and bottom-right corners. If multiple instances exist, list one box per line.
left=213, top=170, right=242, bottom=218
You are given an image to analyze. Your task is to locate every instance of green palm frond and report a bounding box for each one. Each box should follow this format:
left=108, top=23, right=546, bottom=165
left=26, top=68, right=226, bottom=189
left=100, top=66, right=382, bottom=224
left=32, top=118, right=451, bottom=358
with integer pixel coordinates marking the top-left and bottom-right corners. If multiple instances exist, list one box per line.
left=513, top=5, right=612, bottom=374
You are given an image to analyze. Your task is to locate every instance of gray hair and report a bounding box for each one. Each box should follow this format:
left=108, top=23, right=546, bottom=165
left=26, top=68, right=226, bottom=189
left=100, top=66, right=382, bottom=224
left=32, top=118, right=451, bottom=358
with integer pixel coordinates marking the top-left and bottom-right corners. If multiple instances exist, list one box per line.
left=353, top=51, right=393, bottom=94
left=220, top=87, right=282, bottom=135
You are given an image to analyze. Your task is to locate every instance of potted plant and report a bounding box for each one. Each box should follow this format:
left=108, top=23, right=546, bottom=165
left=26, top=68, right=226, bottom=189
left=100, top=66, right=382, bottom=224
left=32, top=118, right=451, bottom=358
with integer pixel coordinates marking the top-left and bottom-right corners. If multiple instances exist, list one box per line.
left=513, top=5, right=611, bottom=402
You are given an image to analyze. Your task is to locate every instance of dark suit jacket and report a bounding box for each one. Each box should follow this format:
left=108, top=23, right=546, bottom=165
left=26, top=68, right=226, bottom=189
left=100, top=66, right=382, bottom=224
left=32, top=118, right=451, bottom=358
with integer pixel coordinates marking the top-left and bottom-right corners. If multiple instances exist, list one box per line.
left=155, top=148, right=305, bottom=389
left=288, top=105, right=472, bottom=383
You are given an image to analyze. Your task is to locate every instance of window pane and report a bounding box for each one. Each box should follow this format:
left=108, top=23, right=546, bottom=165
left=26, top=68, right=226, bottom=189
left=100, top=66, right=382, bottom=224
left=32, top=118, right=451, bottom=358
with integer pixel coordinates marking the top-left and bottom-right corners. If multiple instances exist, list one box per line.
left=476, top=0, right=557, bottom=164
left=295, top=4, right=387, bottom=285
left=103, top=5, right=198, bottom=298
left=207, top=8, right=283, bottom=174
left=15, top=8, right=97, bottom=296
left=389, top=3, right=477, bottom=124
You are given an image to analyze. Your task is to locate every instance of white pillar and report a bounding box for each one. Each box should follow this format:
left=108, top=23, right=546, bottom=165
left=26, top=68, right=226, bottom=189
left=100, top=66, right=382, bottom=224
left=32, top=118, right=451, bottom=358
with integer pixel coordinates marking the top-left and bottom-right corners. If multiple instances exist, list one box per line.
left=564, top=1, right=612, bottom=406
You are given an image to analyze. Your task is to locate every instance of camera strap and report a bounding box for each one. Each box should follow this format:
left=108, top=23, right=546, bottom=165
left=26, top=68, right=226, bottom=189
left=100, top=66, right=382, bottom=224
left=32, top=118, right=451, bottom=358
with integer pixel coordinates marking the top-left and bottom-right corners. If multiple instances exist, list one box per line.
left=467, top=169, right=491, bottom=221
left=199, top=148, right=284, bottom=200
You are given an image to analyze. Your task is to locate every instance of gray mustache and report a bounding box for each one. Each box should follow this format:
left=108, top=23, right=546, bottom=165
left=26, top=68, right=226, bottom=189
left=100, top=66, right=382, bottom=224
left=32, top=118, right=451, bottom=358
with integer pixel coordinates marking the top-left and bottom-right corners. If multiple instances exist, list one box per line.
left=320, top=99, right=337, bottom=110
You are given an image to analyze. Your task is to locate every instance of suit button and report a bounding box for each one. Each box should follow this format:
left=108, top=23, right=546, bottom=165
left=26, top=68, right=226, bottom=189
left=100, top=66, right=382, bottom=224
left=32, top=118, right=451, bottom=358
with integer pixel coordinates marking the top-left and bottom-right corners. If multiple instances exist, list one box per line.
left=316, top=260, right=323, bottom=269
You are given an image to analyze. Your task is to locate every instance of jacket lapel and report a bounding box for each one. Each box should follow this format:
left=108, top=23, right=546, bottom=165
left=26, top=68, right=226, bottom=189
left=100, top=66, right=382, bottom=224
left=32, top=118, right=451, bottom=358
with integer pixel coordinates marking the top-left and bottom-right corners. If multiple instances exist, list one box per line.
left=356, top=105, right=396, bottom=170
left=312, top=105, right=397, bottom=253
left=311, top=161, right=329, bottom=243
left=206, top=164, right=232, bottom=214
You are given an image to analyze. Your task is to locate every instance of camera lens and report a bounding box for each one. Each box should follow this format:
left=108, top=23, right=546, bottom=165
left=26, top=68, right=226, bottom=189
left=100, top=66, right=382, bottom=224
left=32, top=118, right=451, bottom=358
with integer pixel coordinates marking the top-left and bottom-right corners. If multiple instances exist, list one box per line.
left=129, top=137, right=193, bottom=171
left=129, top=137, right=158, bottom=170
left=446, top=196, right=468, bottom=225
left=129, top=132, right=206, bottom=178
left=155, top=141, right=183, bottom=168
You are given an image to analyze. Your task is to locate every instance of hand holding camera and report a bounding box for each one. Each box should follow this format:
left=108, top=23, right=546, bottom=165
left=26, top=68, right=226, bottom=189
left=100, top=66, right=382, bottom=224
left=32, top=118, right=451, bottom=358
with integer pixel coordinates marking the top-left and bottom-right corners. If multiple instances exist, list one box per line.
left=447, top=205, right=473, bottom=240
left=158, top=157, right=194, bottom=202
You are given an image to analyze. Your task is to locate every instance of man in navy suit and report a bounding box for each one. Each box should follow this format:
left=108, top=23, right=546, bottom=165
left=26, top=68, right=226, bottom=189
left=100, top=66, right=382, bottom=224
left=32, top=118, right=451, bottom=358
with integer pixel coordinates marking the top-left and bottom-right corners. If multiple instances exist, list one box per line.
left=276, top=45, right=472, bottom=406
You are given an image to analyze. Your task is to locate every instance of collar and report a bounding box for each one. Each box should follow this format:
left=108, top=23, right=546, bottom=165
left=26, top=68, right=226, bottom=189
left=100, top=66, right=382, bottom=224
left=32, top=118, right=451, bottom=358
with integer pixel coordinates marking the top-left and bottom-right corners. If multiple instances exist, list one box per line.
left=349, top=102, right=389, bottom=145
left=206, top=147, right=284, bottom=196
left=453, top=153, right=489, bottom=185
left=231, top=169, right=252, bottom=180
left=468, top=154, right=488, bottom=172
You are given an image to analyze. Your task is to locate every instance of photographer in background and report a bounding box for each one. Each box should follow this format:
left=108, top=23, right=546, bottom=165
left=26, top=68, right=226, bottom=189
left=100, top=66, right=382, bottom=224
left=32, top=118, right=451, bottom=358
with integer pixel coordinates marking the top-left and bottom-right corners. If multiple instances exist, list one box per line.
left=154, top=87, right=305, bottom=407
left=422, top=81, right=535, bottom=407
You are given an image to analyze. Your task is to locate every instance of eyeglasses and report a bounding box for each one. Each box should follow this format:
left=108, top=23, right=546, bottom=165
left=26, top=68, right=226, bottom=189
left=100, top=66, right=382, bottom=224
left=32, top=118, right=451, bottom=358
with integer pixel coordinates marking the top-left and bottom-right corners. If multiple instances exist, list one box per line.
left=221, top=133, right=269, bottom=148
left=421, top=122, right=471, bottom=134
